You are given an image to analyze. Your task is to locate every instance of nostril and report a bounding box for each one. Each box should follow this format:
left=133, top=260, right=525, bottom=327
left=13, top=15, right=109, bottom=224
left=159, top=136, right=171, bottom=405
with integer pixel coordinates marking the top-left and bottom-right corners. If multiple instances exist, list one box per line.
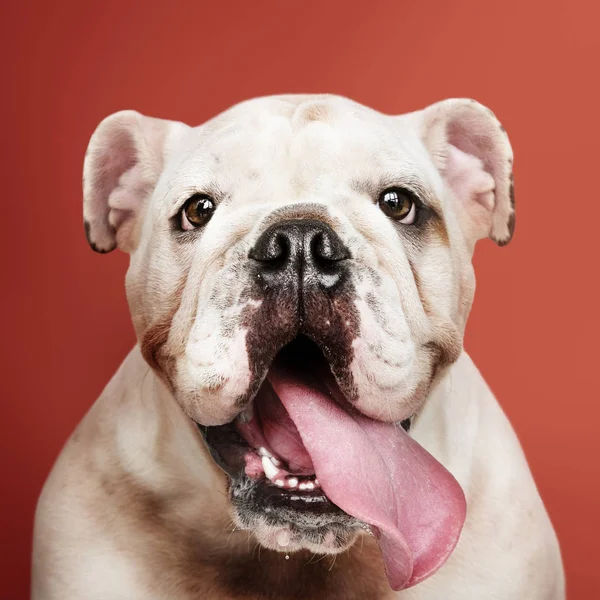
left=250, top=231, right=290, bottom=265
left=265, top=233, right=289, bottom=263
left=310, top=231, right=350, bottom=264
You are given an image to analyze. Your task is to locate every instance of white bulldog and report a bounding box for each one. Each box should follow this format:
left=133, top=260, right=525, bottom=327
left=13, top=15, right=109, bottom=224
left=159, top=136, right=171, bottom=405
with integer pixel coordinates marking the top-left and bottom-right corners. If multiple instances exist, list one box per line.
left=32, top=95, right=565, bottom=599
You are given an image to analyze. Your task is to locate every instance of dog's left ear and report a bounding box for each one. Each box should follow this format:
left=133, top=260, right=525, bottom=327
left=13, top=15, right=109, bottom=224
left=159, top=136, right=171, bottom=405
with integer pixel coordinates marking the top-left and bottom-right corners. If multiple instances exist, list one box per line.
left=419, top=99, right=515, bottom=247
left=83, top=111, right=187, bottom=254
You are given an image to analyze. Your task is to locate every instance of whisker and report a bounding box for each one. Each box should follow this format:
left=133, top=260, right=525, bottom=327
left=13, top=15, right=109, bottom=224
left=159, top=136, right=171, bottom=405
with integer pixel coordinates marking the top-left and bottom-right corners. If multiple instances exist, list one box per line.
left=309, top=552, right=330, bottom=564
left=328, top=554, right=337, bottom=571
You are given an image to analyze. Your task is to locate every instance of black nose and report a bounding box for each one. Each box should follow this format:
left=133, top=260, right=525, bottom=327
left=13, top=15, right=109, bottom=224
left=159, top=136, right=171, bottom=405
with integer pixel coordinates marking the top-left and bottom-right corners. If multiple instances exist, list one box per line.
left=249, top=219, right=350, bottom=291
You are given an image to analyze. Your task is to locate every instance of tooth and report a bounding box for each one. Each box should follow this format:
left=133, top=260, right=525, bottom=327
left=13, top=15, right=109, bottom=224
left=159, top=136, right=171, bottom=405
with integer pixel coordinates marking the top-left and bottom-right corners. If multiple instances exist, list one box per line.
left=287, top=478, right=298, bottom=488
left=262, top=456, right=279, bottom=481
left=275, top=479, right=285, bottom=487
left=299, top=483, right=307, bottom=491
left=314, top=479, right=320, bottom=487
left=305, top=482, right=315, bottom=491
left=258, top=447, right=281, bottom=466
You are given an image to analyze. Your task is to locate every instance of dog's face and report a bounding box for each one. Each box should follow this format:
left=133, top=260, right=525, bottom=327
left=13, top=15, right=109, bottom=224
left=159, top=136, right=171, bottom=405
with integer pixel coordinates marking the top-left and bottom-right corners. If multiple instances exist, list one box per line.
left=83, top=95, right=514, bottom=581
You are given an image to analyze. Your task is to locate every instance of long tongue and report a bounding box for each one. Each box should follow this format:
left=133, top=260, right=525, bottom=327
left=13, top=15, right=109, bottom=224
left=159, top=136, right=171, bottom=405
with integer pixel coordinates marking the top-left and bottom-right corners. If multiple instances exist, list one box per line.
left=268, top=367, right=466, bottom=591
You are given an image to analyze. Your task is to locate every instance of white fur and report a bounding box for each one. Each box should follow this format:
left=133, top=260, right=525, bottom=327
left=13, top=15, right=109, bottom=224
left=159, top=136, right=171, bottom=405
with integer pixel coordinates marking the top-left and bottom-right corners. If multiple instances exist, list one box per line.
left=33, top=95, right=563, bottom=599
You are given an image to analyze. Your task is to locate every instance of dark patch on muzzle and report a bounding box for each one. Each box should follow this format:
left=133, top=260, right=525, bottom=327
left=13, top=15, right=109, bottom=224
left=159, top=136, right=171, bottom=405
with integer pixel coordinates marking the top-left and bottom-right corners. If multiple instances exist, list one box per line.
left=240, top=218, right=360, bottom=406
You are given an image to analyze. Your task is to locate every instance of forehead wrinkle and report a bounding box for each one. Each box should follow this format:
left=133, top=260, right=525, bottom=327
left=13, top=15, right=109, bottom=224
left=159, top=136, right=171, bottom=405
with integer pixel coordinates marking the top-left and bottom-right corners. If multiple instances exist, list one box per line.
left=218, top=116, right=295, bottom=190
left=161, top=119, right=290, bottom=211
left=288, top=118, right=359, bottom=193
left=165, top=99, right=446, bottom=215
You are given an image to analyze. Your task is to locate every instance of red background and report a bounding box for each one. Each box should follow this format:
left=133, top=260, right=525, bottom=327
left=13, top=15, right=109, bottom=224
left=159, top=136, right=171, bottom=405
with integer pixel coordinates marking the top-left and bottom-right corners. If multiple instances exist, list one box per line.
left=2, top=1, right=599, bottom=597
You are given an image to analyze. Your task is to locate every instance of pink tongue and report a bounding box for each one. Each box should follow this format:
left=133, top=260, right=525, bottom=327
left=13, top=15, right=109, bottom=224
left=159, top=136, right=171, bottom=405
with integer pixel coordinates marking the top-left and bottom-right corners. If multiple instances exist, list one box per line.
left=268, top=367, right=466, bottom=591
left=256, top=382, right=314, bottom=472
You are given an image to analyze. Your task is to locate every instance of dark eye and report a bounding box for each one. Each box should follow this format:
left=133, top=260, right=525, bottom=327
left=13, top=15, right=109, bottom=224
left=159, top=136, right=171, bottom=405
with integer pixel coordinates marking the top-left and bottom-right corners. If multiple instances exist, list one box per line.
left=378, top=188, right=417, bottom=224
left=181, top=194, right=216, bottom=230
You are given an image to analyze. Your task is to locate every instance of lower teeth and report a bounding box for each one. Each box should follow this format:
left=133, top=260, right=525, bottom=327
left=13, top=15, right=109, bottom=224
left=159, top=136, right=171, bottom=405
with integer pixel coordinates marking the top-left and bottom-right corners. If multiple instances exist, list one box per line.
left=257, top=450, right=319, bottom=491
left=285, top=477, right=317, bottom=490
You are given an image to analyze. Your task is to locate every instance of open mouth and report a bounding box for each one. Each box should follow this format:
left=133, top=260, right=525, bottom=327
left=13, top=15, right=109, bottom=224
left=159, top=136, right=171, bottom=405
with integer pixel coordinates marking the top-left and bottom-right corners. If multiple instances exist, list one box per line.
left=199, top=334, right=466, bottom=591
left=201, top=336, right=367, bottom=513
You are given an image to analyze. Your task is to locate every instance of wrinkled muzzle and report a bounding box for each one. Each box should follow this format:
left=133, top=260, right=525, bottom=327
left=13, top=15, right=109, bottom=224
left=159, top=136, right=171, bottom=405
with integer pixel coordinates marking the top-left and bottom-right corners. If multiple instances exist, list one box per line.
left=242, top=217, right=359, bottom=407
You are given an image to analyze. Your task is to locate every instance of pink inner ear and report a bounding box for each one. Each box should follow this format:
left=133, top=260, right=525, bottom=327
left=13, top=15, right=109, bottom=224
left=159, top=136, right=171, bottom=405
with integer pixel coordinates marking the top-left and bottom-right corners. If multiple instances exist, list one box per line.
left=422, top=100, right=514, bottom=245
left=107, top=164, right=149, bottom=230
left=445, top=144, right=495, bottom=212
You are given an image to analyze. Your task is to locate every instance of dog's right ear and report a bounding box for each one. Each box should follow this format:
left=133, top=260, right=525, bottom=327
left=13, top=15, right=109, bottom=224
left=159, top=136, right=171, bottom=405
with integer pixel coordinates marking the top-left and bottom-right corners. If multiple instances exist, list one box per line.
left=83, top=111, right=186, bottom=254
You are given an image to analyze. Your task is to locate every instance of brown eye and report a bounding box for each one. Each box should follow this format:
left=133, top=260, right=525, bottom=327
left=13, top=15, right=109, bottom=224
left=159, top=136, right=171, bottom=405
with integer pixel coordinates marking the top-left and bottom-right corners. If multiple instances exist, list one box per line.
left=378, top=188, right=417, bottom=224
left=181, top=194, right=215, bottom=230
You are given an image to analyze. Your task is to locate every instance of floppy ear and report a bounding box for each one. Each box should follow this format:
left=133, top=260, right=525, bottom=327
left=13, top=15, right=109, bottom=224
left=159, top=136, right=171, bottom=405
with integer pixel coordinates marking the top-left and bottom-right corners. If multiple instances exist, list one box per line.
left=83, top=110, right=184, bottom=253
left=420, top=99, right=515, bottom=247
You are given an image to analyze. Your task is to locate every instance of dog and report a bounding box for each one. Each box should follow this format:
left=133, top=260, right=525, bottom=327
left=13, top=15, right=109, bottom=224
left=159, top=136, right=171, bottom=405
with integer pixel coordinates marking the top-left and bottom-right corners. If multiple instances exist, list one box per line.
left=32, top=94, right=565, bottom=599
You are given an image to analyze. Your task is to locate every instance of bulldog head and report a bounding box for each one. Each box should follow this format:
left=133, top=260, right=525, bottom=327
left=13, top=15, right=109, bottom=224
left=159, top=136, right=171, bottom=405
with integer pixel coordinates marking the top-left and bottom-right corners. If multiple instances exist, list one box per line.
left=83, top=95, right=514, bottom=590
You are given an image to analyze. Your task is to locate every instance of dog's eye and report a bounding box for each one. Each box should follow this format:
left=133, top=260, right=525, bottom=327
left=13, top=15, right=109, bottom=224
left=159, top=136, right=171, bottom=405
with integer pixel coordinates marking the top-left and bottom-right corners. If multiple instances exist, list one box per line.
left=378, top=188, right=417, bottom=224
left=181, top=194, right=216, bottom=230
